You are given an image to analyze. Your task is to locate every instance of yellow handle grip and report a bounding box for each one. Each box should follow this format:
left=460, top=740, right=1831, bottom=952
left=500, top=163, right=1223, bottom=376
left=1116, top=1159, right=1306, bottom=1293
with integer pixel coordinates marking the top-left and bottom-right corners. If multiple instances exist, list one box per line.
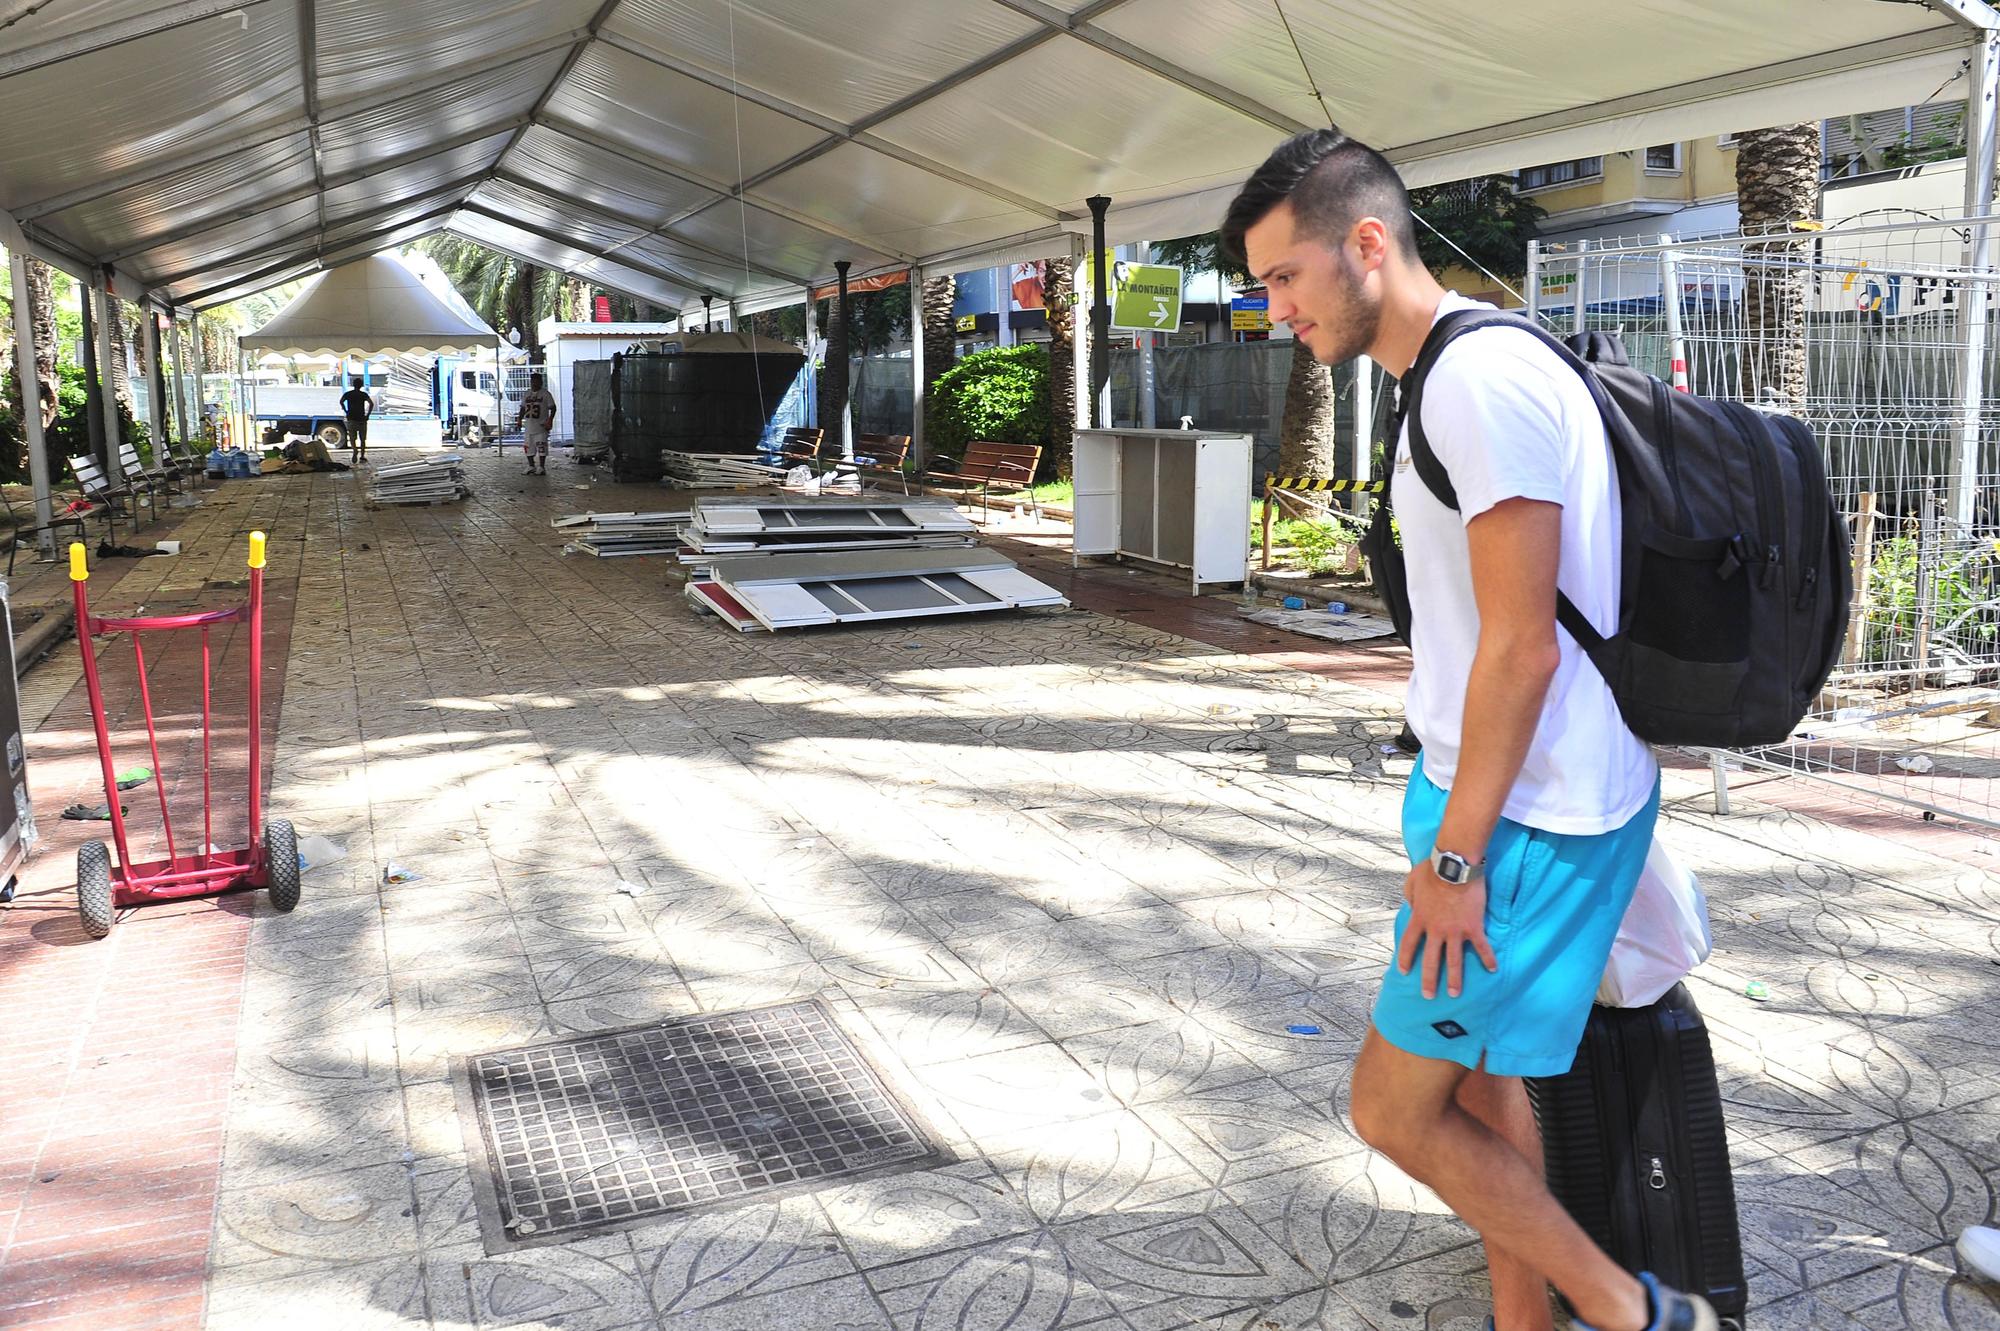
left=248, top=530, right=267, bottom=569
left=68, top=542, right=88, bottom=582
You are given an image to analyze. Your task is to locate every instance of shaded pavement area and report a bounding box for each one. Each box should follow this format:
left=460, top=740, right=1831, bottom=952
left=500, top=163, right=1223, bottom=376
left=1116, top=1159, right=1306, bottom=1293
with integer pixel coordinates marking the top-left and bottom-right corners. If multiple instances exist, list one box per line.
left=0, top=450, right=1995, bottom=1330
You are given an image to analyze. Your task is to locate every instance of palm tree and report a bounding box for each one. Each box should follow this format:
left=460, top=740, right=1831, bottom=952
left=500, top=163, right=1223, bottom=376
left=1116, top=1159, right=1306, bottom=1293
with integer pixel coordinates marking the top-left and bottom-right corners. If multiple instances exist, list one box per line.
left=1044, top=257, right=1077, bottom=474
left=1734, top=123, right=1821, bottom=408
left=919, top=275, right=955, bottom=465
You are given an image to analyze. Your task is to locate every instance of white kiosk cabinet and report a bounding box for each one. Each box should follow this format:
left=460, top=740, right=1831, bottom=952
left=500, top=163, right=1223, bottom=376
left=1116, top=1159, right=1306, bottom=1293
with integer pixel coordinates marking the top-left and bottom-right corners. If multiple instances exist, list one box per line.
left=1071, top=428, right=1253, bottom=594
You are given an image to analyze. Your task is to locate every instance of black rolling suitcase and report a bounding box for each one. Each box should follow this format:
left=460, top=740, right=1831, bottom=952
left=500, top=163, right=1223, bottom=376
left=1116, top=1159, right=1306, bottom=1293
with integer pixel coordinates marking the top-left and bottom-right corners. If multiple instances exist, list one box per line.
left=1525, top=983, right=1748, bottom=1329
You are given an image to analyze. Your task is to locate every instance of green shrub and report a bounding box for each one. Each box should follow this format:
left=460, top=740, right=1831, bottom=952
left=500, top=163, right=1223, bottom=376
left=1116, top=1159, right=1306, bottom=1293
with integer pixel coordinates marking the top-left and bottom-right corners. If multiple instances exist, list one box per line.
left=928, top=343, right=1049, bottom=463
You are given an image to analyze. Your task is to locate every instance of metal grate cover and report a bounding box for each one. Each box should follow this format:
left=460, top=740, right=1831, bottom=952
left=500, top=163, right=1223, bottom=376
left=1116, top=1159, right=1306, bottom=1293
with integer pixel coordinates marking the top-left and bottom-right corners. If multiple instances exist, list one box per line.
left=451, top=999, right=948, bottom=1250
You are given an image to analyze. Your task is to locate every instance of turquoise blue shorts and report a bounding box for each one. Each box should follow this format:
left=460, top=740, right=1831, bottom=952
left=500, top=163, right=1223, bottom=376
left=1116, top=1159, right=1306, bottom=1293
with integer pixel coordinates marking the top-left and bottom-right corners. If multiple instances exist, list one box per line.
left=1370, top=755, right=1660, bottom=1078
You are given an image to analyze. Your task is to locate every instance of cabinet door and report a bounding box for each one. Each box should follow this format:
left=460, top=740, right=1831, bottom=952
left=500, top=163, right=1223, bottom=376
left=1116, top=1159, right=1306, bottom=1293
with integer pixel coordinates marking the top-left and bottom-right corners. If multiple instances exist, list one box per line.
left=1071, top=432, right=1121, bottom=555
left=1192, top=437, right=1254, bottom=586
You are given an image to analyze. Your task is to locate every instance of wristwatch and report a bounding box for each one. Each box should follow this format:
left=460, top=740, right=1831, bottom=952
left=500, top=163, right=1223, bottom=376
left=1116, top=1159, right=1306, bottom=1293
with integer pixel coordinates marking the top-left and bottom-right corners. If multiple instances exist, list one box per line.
left=1429, top=848, right=1484, bottom=886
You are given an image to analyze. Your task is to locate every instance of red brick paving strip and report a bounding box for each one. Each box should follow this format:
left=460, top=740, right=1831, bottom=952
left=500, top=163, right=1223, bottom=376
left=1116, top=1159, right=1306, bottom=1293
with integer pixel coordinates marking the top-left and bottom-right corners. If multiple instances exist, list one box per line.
left=0, top=541, right=297, bottom=1331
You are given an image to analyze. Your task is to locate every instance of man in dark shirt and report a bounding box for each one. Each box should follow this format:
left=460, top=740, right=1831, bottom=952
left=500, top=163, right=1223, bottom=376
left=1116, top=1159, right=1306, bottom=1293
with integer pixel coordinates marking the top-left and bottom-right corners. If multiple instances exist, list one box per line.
left=338, top=377, right=374, bottom=464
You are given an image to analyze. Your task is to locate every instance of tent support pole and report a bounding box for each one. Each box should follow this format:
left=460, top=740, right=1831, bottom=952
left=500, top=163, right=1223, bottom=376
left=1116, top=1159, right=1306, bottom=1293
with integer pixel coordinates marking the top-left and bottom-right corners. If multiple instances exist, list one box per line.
left=1953, top=27, right=2000, bottom=529
left=909, top=264, right=925, bottom=473
left=1088, top=195, right=1111, bottom=429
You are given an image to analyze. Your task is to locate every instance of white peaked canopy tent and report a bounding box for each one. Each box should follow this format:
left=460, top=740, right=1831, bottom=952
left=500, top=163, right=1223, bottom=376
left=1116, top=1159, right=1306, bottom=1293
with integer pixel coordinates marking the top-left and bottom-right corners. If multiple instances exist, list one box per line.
left=239, top=254, right=499, bottom=357
left=4, top=0, right=2000, bottom=550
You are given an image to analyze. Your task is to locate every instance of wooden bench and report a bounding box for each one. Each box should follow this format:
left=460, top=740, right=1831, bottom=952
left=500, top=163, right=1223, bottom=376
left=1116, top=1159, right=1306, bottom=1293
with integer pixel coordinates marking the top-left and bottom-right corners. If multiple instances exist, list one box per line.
left=774, top=427, right=824, bottom=470
left=922, top=441, right=1042, bottom=520
left=835, top=432, right=912, bottom=495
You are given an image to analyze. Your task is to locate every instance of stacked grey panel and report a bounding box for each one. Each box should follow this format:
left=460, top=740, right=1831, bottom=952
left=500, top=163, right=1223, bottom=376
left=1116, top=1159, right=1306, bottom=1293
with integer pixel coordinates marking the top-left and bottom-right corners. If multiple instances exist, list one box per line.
left=553, top=510, right=692, bottom=558
left=679, top=496, right=976, bottom=566
left=660, top=451, right=788, bottom=488
left=367, top=454, right=469, bottom=505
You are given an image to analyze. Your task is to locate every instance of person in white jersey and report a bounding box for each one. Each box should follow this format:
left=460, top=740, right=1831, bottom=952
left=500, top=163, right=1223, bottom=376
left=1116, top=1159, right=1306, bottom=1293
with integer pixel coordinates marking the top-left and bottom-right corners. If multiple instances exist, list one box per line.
left=1223, top=131, right=1700, bottom=1331
left=515, top=373, right=557, bottom=475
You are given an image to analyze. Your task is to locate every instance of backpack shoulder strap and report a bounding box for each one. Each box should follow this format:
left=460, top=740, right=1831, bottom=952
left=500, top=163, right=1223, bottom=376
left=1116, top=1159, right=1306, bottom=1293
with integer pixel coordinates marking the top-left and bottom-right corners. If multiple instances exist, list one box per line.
left=1395, top=307, right=1625, bottom=659
left=1392, top=307, right=1560, bottom=509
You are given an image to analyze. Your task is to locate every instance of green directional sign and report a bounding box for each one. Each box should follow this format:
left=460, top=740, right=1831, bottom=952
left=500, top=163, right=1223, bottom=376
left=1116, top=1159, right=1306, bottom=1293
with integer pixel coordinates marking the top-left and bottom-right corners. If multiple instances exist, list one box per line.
left=1109, top=261, right=1184, bottom=332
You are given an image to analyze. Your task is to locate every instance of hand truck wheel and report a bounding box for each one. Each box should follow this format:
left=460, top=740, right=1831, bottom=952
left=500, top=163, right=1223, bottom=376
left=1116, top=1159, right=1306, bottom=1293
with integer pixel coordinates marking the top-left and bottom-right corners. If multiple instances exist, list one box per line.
left=78, top=840, right=115, bottom=939
left=264, top=819, right=301, bottom=913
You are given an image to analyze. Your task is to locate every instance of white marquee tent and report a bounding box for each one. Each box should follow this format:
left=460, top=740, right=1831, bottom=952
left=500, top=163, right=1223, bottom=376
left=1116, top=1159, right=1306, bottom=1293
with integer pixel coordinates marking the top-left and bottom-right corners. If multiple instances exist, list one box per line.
left=3, top=0, right=1998, bottom=544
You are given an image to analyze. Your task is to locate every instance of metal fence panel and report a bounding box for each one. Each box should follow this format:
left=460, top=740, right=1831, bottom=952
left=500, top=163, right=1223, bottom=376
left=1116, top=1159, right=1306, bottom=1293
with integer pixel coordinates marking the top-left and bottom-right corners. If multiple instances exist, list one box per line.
left=1533, top=213, right=2000, bottom=829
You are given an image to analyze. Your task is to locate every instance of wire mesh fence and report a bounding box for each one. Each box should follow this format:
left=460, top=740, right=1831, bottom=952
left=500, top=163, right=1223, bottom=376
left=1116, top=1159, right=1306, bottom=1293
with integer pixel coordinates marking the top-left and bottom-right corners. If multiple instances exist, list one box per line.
left=1531, top=212, right=2000, bottom=829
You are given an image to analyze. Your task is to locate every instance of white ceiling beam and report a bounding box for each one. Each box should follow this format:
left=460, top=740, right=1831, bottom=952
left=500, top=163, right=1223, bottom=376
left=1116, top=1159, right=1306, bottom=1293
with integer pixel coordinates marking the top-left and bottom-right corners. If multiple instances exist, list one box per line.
left=11, top=31, right=581, bottom=221
left=456, top=199, right=714, bottom=301
left=150, top=180, right=483, bottom=294
left=179, top=201, right=467, bottom=309
left=531, top=116, right=918, bottom=264
left=489, top=167, right=811, bottom=286
left=594, top=30, right=1070, bottom=224
left=0, top=0, right=282, bottom=81
left=102, top=119, right=527, bottom=266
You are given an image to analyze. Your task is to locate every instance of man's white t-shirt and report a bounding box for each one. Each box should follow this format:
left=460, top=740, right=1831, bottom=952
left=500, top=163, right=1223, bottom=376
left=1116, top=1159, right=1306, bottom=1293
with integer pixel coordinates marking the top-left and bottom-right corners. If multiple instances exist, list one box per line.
left=1393, top=293, right=1657, bottom=836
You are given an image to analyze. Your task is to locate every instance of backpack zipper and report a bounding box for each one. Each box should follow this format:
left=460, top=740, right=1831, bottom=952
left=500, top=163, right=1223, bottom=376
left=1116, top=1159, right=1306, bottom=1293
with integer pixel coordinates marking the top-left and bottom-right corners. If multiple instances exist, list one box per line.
left=1649, top=378, right=1695, bottom=530
left=1721, top=402, right=1782, bottom=587
left=1783, top=416, right=1830, bottom=612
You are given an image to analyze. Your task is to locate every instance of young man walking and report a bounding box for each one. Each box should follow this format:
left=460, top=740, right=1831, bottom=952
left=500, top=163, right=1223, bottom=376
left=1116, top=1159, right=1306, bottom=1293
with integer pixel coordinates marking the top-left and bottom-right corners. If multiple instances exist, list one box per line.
left=1221, top=132, right=1704, bottom=1331
left=515, top=372, right=556, bottom=476
left=338, top=376, right=374, bottom=465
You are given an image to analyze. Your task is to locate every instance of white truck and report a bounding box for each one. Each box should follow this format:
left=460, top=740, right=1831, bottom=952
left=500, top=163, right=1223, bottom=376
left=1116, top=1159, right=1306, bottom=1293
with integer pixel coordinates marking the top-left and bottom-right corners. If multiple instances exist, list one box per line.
left=252, top=383, right=353, bottom=446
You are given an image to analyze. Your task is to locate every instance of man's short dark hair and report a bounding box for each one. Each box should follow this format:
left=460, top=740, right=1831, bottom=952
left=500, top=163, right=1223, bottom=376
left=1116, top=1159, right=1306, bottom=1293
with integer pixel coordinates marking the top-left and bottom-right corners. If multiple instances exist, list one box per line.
left=1220, top=130, right=1419, bottom=272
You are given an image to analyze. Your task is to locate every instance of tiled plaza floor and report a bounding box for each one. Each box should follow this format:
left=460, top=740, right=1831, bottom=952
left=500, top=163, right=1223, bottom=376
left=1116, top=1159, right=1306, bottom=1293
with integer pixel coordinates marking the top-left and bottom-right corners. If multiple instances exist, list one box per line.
left=1, top=447, right=1996, bottom=1330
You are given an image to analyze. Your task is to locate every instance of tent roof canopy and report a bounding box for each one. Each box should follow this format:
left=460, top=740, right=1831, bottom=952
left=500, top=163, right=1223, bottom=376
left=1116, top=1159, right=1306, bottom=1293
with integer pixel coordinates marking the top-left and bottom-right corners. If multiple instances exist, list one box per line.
left=238, top=253, right=501, bottom=357
left=1, top=1, right=1991, bottom=317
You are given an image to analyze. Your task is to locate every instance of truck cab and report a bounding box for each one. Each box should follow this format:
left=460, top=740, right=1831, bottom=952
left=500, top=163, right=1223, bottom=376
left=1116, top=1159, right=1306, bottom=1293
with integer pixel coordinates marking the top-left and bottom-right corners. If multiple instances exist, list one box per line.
left=433, top=361, right=500, bottom=442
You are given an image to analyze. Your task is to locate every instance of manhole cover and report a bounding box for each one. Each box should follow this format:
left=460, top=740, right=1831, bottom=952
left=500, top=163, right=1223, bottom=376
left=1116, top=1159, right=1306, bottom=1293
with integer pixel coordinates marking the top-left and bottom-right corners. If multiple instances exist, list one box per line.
left=452, top=999, right=948, bottom=1250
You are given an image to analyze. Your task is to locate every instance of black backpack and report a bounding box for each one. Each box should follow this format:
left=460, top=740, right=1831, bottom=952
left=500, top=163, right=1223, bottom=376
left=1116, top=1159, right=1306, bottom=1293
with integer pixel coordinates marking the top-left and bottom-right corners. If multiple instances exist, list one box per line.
left=1359, top=309, right=1849, bottom=750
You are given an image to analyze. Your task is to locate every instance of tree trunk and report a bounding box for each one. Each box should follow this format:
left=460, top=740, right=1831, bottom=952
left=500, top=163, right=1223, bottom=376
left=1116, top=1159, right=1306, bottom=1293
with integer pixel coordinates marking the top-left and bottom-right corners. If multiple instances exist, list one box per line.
left=508, top=262, right=538, bottom=360
left=105, top=298, right=135, bottom=433
left=1735, top=123, right=1821, bottom=409
left=817, top=288, right=850, bottom=433
left=1044, top=257, right=1076, bottom=476
left=1277, top=337, right=1338, bottom=476
left=919, top=276, right=955, bottom=454
left=28, top=258, right=57, bottom=431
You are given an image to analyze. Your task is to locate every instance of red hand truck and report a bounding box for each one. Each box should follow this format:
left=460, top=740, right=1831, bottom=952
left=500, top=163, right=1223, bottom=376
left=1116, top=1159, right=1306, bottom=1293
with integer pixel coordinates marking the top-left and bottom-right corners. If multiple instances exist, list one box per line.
left=70, top=531, right=299, bottom=939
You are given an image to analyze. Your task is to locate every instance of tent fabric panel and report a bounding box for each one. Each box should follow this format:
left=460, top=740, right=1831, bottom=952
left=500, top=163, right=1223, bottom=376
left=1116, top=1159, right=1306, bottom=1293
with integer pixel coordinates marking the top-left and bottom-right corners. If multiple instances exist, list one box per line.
left=0, top=0, right=170, bottom=49
left=601, top=0, right=1042, bottom=125
left=444, top=211, right=702, bottom=310
left=312, top=0, right=602, bottom=104
left=509, top=123, right=723, bottom=222
left=666, top=200, right=899, bottom=282
left=131, top=198, right=322, bottom=287
left=465, top=179, right=656, bottom=254
left=544, top=42, right=828, bottom=184
left=53, top=143, right=319, bottom=261
left=1254, top=0, right=1957, bottom=150
left=864, top=34, right=1276, bottom=211
left=752, top=140, right=1083, bottom=260
left=315, top=52, right=566, bottom=176
left=319, top=136, right=508, bottom=216
left=0, top=4, right=304, bottom=213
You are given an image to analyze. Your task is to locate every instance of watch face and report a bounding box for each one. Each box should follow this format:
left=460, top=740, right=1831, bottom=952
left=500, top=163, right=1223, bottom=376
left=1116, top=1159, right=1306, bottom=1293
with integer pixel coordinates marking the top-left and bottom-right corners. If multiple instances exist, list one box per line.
left=1435, top=852, right=1468, bottom=884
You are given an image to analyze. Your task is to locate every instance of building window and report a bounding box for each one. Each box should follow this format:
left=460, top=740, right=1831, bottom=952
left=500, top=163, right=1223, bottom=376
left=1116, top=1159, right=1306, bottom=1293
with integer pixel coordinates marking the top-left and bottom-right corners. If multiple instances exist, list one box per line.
left=1516, top=157, right=1604, bottom=191
left=1645, top=144, right=1682, bottom=172
left=1716, top=133, right=1740, bottom=149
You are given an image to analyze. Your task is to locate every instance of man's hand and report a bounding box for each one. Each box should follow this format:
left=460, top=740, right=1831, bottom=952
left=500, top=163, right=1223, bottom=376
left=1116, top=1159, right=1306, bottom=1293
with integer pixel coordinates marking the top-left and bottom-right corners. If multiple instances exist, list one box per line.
left=1396, top=860, right=1498, bottom=1000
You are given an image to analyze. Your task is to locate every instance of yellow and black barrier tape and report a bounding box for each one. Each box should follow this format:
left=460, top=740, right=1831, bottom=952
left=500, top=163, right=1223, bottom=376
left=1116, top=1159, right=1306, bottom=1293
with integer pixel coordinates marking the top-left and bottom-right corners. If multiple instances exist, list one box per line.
left=1263, top=476, right=1386, bottom=493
